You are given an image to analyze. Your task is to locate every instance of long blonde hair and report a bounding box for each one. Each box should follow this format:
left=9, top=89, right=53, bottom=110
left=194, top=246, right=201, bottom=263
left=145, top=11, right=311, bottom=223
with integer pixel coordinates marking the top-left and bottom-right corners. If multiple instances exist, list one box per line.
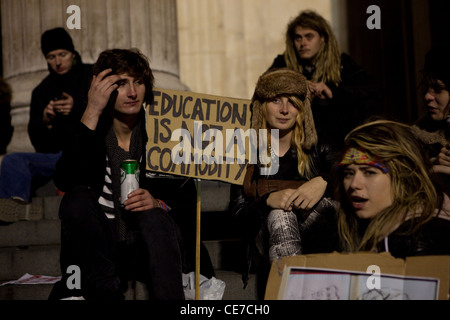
left=258, top=95, right=315, bottom=179
left=284, top=10, right=342, bottom=86
left=336, top=120, right=440, bottom=252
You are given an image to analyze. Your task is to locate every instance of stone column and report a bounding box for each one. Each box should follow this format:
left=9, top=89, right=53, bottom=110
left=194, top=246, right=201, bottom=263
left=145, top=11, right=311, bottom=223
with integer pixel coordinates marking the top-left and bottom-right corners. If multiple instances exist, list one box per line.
left=1, top=0, right=187, bottom=153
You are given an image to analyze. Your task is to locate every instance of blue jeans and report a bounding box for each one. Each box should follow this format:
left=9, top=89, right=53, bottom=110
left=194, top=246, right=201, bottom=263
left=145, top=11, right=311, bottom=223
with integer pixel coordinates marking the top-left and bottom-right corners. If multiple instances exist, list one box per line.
left=0, top=152, right=62, bottom=202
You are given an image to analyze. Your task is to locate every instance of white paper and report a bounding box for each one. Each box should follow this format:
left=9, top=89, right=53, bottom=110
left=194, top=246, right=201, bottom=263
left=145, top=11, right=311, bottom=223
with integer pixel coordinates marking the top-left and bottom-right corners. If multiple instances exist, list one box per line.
left=279, top=267, right=439, bottom=300
left=0, top=273, right=61, bottom=286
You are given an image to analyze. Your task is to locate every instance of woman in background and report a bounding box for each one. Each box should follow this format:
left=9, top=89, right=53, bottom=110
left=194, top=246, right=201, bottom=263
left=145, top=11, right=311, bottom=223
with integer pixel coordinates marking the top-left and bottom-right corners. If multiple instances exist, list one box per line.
left=411, top=45, right=450, bottom=191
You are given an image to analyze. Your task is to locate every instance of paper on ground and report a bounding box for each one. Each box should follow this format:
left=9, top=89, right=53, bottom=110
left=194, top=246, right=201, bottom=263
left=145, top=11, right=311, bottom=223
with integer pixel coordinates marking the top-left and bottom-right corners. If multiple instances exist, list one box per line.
left=0, top=273, right=61, bottom=286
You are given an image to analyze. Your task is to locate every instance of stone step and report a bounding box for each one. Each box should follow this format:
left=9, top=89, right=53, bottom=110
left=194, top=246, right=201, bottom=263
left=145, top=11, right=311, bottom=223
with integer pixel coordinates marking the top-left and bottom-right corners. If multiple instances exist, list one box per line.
left=0, top=269, right=256, bottom=300
left=0, top=219, right=61, bottom=248
left=217, top=270, right=257, bottom=300
left=0, top=195, right=61, bottom=248
left=0, top=240, right=240, bottom=282
left=198, top=181, right=231, bottom=213
left=0, top=283, right=53, bottom=300
left=0, top=239, right=257, bottom=300
left=203, top=239, right=241, bottom=271
left=0, top=245, right=61, bottom=281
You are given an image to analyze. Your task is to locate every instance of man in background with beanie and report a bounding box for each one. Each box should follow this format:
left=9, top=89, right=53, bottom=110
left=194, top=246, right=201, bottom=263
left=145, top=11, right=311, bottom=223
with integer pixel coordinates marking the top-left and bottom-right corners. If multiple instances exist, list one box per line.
left=0, top=27, right=92, bottom=223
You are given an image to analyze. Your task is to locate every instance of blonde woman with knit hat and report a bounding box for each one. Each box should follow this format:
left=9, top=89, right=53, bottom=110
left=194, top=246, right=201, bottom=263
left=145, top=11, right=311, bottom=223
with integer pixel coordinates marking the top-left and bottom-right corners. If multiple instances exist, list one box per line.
left=229, top=68, right=339, bottom=299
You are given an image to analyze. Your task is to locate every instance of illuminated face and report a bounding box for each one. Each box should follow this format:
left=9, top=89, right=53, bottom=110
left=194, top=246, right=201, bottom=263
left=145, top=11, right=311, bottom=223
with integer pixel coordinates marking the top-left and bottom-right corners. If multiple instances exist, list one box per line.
left=46, top=49, right=75, bottom=75
left=342, top=164, right=393, bottom=219
left=293, top=27, right=324, bottom=62
left=113, top=74, right=146, bottom=115
left=265, top=96, right=298, bottom=132
left=424, top=80, right=450, bottom=121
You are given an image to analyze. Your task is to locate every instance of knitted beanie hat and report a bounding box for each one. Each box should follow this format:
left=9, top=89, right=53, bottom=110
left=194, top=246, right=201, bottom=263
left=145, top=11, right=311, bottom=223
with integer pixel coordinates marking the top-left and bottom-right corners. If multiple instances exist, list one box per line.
left=251, top=68, right=318, bottom=150
left=41, top=27, right=75, bottom=56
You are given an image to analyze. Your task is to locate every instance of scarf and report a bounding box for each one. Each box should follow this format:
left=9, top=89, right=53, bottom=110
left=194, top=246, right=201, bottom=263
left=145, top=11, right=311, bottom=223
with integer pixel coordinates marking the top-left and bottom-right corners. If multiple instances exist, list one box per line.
left=105, top=119, right=143, bottom=243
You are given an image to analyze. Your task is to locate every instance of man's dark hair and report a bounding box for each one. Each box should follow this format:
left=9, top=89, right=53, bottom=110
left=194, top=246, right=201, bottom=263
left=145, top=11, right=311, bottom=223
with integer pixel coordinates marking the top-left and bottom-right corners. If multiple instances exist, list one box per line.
left=93, top=48, right=154, bottom=105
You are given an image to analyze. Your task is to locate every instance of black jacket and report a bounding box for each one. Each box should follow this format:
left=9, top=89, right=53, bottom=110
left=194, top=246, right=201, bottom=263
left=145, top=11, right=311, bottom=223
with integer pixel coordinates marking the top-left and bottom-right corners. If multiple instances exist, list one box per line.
left=228, top=140, right=339, bottom=287
left=381, top=217, right=450, bottom=258
left=270, top=53, right=383, bottom=148
left=28, top=52, right=92, bottom=153
left=54, top=109, right=196, bottom=212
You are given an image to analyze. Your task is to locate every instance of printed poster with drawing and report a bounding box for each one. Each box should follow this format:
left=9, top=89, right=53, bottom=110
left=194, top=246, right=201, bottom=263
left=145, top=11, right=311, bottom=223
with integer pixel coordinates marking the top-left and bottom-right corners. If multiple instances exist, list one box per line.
left=277, top=266, right=439, bottom=300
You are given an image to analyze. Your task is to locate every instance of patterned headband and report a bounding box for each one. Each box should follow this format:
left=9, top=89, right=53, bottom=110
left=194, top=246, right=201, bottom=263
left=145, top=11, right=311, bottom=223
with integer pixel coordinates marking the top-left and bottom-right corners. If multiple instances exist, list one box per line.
left=338, top=147, right=389, bottom=173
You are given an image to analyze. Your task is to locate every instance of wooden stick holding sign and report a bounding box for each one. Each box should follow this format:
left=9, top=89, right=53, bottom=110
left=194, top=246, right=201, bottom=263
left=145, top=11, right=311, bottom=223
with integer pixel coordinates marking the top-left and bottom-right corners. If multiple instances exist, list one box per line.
left=195, top=179, right=201, bottom=300
left=146, top=88, right=252, bottom=300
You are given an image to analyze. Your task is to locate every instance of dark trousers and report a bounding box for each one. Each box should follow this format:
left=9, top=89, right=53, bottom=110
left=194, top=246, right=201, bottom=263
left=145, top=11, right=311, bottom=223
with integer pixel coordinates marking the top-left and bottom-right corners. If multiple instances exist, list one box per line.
left=49, top=186, right=185, bottom=300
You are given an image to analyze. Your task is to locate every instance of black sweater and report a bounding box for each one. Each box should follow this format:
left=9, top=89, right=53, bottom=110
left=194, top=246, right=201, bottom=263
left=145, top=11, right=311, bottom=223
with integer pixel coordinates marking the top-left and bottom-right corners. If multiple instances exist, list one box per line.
left=269, top=53, right=383, bottom=148
left=28, top=53, right=92, bottom=153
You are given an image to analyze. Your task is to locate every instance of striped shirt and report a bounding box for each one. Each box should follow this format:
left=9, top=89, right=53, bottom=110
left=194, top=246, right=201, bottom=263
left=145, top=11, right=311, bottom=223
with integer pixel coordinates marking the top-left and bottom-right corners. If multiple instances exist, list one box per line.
left=99, top=156, right=115, bottom=219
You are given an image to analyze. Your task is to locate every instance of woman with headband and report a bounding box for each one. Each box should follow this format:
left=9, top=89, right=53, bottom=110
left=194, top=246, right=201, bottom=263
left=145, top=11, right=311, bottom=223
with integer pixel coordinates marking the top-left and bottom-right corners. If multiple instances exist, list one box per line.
left=336, top=120, right=450, bottom=257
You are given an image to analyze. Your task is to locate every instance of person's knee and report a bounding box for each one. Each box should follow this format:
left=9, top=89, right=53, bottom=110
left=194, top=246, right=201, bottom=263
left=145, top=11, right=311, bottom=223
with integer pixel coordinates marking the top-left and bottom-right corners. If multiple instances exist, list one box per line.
left=137, top=207, right=172, bottom=225
left=137, top=208, right=179, bottom=238
left=0, top=153, right=23, bottom=172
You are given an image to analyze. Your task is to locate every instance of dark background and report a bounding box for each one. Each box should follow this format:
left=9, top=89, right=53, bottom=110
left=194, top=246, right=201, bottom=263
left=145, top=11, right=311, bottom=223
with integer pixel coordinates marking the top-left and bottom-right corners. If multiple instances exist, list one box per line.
left=346, top=0, right=450, bottom=124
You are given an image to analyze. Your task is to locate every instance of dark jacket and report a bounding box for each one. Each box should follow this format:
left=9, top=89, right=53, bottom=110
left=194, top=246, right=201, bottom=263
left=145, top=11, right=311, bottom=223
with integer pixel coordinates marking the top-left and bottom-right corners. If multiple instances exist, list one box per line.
left=269, top=53, right=383, bottom=148
left=28, top=52, right=92, bottom=153
left=380, top=217, right=450, bottom=258
left=0, top=78, right=13, bottom=155
left=228, top=139, right=339, bottom=287
left=54, top=109, right=196, bottom=212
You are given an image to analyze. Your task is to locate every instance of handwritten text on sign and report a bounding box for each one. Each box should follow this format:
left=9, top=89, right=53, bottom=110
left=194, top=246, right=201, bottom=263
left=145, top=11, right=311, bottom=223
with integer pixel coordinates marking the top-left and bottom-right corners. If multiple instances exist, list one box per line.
left=146, top=89, right=252, bottom=185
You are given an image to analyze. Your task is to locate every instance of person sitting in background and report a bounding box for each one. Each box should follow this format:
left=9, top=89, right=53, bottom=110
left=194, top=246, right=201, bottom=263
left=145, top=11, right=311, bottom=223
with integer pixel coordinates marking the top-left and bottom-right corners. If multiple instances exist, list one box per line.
left=0, top=77, right=13, bottom=157
left=411, top=45, right=450, bottom=192
left=229, top=68, right=339, bottom=299
left=0, top=27, right=92, bottom=223
left=336, top=120, right=450, bottom=258
left=269, top=10, right=383, bottom=148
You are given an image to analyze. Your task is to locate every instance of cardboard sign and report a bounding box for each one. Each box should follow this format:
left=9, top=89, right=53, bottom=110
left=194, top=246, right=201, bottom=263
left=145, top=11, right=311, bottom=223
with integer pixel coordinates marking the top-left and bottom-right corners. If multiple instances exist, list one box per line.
left=146, top=88, right=252, bottom=185
left=265, top=252, right=450, bottom=300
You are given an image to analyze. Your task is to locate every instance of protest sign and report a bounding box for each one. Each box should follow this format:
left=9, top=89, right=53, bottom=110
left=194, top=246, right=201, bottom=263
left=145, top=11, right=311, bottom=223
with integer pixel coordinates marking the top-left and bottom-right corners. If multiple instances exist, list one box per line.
left=146, top=88, right=252, bottom=185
